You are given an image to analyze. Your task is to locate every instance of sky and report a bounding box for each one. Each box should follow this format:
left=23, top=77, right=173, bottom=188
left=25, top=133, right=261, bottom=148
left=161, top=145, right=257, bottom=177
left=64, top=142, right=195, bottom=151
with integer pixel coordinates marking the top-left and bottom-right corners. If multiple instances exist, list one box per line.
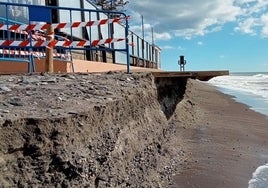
left=126, top=0, right=268, bottom=72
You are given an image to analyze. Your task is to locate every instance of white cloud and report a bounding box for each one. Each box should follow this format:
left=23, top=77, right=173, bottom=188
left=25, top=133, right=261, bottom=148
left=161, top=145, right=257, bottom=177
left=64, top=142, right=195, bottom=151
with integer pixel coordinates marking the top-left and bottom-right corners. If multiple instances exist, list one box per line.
left=235, top=0, right=255, bottom=4
left=260, top=62, right=268, bottom=68
left=129, top=25, right=141, bottom=34
left=238, top=0, right=268, bottom=16
left=128, top=0, right=268, bottom=39
left=153, top=32, right=172, bottom=41
left=235, top=17, right=259, bottom=35
left=161, top=45, right=175, bottom=50
left=130, top=25, right=171, bottom=42
left=178, top=46, right=185, bottom=51
left=260, top=13, right=268, bottom=37
left=197, top=41, right=203, bottom=46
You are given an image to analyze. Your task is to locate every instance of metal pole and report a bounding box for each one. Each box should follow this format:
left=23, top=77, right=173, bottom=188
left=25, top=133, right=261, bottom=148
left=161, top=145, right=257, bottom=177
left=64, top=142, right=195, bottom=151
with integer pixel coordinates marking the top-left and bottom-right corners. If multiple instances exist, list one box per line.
left=125, top=15, right=130, bottom=73
left=151, top=27, right=154, bottom=45
left=151, top=27, right=154, bottom=67
left=141, top=15, right=145, bottom=41
left=141, top=15, right=145, bottom=66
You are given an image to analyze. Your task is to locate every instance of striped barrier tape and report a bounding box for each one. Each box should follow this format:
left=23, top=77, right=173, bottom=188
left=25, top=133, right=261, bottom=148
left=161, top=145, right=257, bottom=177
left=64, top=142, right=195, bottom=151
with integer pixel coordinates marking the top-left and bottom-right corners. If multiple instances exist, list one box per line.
left=6, top=29, right=47, bottom=41
left=0, top=49, right=71, bottom=59
left=9, top=29, right=63, bottom=42
left=0, top=38, right=125, bottom=48
left=0, top=16, right=129, bottom=31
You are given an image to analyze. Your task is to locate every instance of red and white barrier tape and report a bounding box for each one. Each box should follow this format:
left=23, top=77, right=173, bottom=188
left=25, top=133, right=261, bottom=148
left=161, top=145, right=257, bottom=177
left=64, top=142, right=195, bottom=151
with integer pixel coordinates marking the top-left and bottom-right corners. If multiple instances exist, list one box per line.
left=0, top=38, right=125, bottom=48
left=0, top=49, right=70, bottom=58
left=0, top=16, right=129, bottom=31
left=6, top=29, right=47, bottom=41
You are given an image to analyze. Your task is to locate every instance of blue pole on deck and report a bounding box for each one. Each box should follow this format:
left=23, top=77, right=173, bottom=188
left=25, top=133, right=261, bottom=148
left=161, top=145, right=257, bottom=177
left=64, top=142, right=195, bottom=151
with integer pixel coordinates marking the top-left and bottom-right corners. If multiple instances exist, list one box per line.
left=125, top=14, right=130, bottom=74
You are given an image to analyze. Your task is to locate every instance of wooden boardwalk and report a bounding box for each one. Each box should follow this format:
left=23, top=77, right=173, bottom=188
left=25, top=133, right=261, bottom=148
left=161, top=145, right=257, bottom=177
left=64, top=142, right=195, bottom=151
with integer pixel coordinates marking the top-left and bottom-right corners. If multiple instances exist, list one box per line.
left=152, top=70, right=229, bottom=81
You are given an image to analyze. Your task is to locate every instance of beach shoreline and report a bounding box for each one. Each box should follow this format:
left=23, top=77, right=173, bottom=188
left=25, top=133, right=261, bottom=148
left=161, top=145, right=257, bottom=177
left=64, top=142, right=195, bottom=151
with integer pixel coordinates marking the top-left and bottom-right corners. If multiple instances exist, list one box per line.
left=1, top=72, right=268, bottom=187
left=172, top=80, right=268, bottom=187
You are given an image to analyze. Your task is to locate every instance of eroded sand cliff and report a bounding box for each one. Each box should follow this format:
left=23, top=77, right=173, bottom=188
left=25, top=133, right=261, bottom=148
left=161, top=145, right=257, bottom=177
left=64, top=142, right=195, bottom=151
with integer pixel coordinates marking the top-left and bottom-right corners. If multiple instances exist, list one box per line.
left=0, top=72, right=197, bottom=187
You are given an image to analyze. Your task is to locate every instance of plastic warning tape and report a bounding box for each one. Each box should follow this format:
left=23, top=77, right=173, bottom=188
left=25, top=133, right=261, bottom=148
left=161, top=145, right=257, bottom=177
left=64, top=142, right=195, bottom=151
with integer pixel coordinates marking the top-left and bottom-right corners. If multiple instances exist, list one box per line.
left=0, top=16, right=129, bottom=31
left=0, top=49, right=70, bottom=58
left=0, top=38, right=125, bottom=48
left=8, top=29, right=47, bottom=41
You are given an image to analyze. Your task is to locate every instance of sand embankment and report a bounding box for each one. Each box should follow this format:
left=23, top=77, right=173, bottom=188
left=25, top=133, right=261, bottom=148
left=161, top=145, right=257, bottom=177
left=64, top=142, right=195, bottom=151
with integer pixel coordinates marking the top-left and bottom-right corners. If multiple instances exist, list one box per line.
left=0, top=72, right=193, bottom=187
left=0, top=72, right=268, bottom=187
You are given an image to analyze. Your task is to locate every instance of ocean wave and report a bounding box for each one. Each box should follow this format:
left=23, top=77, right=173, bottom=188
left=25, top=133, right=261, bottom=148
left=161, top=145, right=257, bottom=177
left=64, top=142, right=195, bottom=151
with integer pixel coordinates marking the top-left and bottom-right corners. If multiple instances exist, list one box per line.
left=209, top=75, right=268, bottom=99
left=252, top=74, right=268, bottom=78
left=248, top=164, right=268, bottom=188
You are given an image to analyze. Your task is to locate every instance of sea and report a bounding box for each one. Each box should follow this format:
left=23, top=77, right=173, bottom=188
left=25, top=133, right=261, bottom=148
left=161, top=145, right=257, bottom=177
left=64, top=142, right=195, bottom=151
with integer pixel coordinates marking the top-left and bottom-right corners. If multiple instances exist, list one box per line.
left=208, top=72, right=268, bottom=188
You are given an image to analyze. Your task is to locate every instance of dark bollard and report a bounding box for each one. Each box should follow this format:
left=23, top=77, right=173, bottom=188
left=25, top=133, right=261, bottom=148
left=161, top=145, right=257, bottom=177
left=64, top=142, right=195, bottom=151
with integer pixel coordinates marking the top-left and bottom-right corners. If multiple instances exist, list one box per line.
left=178, top=55, right=187, bottom=71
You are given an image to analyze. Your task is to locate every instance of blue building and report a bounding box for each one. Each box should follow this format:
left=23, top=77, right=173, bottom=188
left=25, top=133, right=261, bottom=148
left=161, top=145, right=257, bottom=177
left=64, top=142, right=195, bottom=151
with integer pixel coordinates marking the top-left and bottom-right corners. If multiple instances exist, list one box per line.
left=0, top=0, right=161, bottom=69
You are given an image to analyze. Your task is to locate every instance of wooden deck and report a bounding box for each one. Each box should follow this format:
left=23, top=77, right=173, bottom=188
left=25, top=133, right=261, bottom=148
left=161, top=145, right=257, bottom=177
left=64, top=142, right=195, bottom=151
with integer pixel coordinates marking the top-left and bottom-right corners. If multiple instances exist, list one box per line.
left=152, top=70, right=229, bottom=81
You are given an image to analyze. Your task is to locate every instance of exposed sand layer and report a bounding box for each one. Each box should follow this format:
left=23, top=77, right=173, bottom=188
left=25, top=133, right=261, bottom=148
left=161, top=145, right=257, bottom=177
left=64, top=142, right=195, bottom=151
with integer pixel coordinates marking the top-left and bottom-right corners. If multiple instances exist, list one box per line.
left=0, top=72, right=193, bottom=187
left=0, top=72, right=267, bottom=187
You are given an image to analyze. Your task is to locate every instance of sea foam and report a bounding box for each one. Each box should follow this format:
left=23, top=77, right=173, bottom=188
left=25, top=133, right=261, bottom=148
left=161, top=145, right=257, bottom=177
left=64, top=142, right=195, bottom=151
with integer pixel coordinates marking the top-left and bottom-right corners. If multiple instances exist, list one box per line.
left=209, top=73, right=268, bottom=100
left=248, top=164, right=268, bottom=188
left=208, top=73, right=268, bottom=116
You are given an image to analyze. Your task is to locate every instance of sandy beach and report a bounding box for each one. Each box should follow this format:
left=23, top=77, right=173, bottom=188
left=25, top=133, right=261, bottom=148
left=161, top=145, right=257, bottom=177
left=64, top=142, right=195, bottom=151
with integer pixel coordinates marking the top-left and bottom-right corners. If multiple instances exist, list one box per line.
left=1, top=72, right=268, bottom=187
left=172, top=80, right=268, bottom=188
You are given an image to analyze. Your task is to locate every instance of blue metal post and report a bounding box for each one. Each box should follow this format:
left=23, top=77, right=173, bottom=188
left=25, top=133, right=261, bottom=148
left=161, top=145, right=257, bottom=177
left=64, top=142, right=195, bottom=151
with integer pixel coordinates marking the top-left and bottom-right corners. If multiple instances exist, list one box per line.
left=5, top=4, right=9, bottom=40
left=125, top=14, right=130, bottom=74
left=28, top=8, right=35, bottom=73
left=70, top=10, right=73, bottom=41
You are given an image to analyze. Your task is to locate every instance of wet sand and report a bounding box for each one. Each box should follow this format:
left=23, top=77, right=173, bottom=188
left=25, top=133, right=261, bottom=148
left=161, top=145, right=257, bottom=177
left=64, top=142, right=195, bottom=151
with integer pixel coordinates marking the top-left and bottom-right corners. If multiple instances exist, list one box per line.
left=172, top=80, right=268, bottom=187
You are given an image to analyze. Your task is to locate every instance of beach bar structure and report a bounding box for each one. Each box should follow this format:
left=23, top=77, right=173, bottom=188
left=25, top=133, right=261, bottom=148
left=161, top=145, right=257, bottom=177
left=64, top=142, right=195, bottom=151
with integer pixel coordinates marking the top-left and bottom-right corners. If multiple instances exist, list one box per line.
left=0, top=0, right=161, bottom=73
